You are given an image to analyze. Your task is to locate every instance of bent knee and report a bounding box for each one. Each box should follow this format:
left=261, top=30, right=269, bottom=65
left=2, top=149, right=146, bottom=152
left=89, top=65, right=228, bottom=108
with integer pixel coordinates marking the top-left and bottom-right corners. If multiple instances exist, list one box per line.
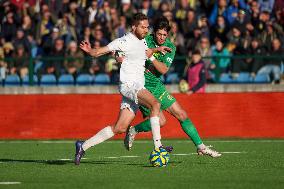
left=160, top=118, right=166, bottom=127
left=152, top=101, right=161, bottom=111
left=113, top=125, right=127, bottom=134
left=178, top=110, right=188, bottom=121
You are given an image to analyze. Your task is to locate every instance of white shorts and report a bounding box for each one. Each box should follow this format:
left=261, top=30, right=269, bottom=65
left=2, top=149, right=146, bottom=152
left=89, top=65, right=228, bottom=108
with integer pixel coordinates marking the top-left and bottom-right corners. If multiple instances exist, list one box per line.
left=119, top=82, right=145, bottom=113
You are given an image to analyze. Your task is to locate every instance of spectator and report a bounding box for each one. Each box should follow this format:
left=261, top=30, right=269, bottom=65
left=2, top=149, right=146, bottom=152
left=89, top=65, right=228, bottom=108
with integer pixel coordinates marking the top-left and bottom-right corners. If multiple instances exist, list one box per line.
left=10, top=45, right=29, bottom=79
left=259, top=22, right=280, bottom=52
left=42, top=27, right=61, bottom=56
left=87, top=0, right=98, bottom=25
left=93, top=24, right=109, bottom=46
left=66, top=2, right=84, bottom=40
left=42, top=38, right=65, bottom=78
left=211, top=39, right=231, bottom=81
left=120, top=0, right=137, bottom=25
left=35, top=10, right=55, bottom=45
left=112, top=16, right=128, bottom=39
left=226, top=0, right=248, bottom=25
left=228, top=25, right=250, bottom=77
left=258, top=0, right=275, bottom=13
left=139, top=0, right=155, bottom=19
left=1, top=12, right=17, bottom=43
left=258, top=38, right=283, bottom=83
left=186, top=27, right=202, bottom=54
left=181, top=9, right=198, bottom=38
left=209, top=0, right=229, bottom=26
left=197, top=15, right=210, bottom=38
left=210, top=15, right=229, bottom=43
left=79, top=26, right=95, bottom=45
left=197, top=36, right=212, bottom=73
left=12, top=28, right=31, bottom=54
left=247, top=38, right=266, bottom=78
left=64, top=41, right=84, bottom=77
left=0, top=47, right=7, bottom=81
left=187, top=50, right=206, bottom=93
left=21, top=15, right=35, bottom=38
left=56, top=13, right=77, bottom=44
left=169, top=21, right=186, bottom=55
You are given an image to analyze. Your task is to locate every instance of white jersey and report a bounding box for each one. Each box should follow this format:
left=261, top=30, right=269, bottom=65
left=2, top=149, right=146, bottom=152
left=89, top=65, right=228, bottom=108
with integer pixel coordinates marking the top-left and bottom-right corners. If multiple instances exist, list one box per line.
left=107, top=32, right=148, bottom=85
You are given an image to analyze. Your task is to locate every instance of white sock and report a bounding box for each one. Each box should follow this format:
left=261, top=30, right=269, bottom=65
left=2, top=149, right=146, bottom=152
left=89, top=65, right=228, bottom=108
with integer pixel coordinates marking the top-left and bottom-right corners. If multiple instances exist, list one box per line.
left=197, top=143, right=206, bottom=150
left=82, top=126, right=114, bottom=151
left=150, top=116, right=162, bottom=148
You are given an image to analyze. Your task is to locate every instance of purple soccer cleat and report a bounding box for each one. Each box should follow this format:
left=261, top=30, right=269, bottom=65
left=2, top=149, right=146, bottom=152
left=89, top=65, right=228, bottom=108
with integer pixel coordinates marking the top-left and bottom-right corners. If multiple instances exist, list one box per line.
left=74, top=140, right=85, bottom=165
left=161, top=145, right=174, bottom=153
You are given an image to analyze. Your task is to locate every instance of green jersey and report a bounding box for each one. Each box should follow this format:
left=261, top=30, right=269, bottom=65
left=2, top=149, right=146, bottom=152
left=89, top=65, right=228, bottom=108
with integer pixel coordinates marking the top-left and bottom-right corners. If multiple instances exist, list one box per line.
left=139, top=34, right=177, bottom=117
left=144, top=34, right=176, bottom=82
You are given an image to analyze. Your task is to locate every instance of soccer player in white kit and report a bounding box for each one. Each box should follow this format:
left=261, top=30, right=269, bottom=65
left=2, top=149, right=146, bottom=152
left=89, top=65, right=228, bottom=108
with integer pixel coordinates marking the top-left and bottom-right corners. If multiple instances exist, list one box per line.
left=75, top=13, right=163, bottom=165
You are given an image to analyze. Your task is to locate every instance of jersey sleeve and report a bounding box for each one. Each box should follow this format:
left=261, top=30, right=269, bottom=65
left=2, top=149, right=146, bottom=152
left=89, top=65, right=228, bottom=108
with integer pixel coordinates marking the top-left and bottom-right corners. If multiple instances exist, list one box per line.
left=107, top=37, right=127, bottom=52
left=163, top=46, right=176, bottom=67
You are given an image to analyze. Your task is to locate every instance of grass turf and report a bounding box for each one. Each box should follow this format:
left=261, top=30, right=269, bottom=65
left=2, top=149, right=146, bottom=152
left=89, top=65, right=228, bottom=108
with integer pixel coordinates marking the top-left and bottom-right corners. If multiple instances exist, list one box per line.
left=0, top=139, right=284, bottom=189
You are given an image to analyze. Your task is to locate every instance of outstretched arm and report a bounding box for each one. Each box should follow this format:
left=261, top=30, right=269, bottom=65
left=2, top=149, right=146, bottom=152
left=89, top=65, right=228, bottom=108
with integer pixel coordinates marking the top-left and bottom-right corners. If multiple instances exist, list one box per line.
left=80, top=40, right=110, bottom=57
left=146, top=49, right=169, bottom=75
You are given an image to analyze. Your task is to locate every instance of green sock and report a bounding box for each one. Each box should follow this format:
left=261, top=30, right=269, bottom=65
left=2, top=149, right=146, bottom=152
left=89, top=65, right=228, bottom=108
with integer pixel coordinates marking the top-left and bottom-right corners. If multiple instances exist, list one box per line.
left=180, top=118, right=203, bottom=146
left=134, top=119, right=152, bottom=133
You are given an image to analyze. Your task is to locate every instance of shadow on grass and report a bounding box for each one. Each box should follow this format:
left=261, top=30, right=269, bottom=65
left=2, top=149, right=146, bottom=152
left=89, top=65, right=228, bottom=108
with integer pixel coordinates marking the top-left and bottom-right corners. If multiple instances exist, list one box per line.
left=0, top=159, right=182, bottom=167
left=0, top=158, right=73, bottom=165
left=0, top=159, right=130, bottom=166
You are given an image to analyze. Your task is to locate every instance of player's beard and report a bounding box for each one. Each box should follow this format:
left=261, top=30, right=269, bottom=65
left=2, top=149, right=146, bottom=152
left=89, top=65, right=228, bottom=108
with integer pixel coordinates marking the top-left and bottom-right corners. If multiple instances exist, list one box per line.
left=136, top=31, right=147, bottom=40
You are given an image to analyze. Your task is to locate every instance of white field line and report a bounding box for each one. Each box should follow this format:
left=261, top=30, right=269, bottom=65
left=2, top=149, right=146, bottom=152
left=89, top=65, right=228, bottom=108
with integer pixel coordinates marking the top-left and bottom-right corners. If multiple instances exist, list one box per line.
left=172, top=151, right=246, bottom=156
left=57, top=159, right=72, bottom=161
left=0, top=182, right=21, bottom=185
left=0, top=152, right=245, bottom=164
left=0, top=140, right=284, bottom=144
left=120, top=156, right=140, bottom=158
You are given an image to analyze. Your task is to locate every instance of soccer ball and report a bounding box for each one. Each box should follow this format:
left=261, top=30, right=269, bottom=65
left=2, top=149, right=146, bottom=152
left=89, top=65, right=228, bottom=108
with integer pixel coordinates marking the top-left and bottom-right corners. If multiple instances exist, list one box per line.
left=179, top=79, right=189, bottom=93
left=149, top=147, right=170, bottom=167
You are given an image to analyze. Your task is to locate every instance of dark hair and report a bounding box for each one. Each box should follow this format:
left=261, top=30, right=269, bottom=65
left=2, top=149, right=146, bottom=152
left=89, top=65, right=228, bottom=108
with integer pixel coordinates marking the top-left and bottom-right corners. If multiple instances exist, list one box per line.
left=153, top=16, right=171, bottom=32
left=192, top=49, right=201, bottom=55
left=131, top=13, right=148, bottom=26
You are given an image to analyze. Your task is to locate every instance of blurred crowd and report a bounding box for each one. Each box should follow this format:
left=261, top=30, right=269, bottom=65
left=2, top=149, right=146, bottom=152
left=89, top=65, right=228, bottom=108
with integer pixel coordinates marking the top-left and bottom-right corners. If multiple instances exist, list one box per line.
left=0, top=0, right=284, bottom=84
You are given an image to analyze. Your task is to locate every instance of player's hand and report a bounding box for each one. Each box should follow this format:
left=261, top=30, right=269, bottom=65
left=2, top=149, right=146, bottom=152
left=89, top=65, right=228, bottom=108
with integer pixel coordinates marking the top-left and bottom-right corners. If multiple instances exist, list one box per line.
left=146, top=49, right=154, bottom=58
left=186, top=90, right=193, bottom=95
left=115, top=56, right=124, bottom=64
left=80, top=40, right=92, bottom=54
left=158, top=46, right=172, bottom=55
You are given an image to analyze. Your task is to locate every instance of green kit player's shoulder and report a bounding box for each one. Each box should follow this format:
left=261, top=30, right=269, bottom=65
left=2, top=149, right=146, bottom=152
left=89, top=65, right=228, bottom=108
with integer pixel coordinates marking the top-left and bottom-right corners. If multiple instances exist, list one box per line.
left=145, top=34, right=155, bottom=45
left=165, top=38, right=176, bottom=52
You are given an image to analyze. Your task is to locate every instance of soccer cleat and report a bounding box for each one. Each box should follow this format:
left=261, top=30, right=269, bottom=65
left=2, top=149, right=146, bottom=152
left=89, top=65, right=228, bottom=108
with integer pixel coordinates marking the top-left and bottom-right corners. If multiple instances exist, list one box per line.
left=161, top=145, right=174, bottom=153
left=74, top=140, right=85, bottom=165
left=124, top=126, right=136, bottom=151
left=197, top=145, right=221, bottom=158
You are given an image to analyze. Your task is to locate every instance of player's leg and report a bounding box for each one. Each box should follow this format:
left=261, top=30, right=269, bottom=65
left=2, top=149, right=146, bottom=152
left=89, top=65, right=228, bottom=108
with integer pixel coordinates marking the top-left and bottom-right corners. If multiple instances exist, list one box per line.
left=134, top=84, right=172, bottom=133
left=166, top=101, right=203, bottom=147
left=136, top=88, right=162, bottom=148
left=82, top=108, right=135, bottom=151
left=124, top=111, right=166, bottom=150
left=75, top=104, right=136, bottom=165
left=135, top=111, right=166, bottom=133
left=166, top=101, right=221, bottom=157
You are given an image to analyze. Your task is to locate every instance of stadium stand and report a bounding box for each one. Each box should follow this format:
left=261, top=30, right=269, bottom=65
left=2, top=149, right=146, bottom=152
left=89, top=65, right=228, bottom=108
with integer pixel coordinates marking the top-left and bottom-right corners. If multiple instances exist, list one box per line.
left=58, top=74, right=75, bottom=86
left=76, top=74, right=93, bottom=86
left=0, top=0, right=283, bottom=87
left=94, top=73, right=111, bottom=84
left=40, top=74, right=57, bottom=86
left=4, top=74, right=20, bottom=86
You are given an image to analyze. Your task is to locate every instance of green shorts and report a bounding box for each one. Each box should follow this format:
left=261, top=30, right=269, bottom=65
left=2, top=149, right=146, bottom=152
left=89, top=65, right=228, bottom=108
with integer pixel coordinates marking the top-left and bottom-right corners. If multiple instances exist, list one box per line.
left=139, top=82, right=176, bottom=117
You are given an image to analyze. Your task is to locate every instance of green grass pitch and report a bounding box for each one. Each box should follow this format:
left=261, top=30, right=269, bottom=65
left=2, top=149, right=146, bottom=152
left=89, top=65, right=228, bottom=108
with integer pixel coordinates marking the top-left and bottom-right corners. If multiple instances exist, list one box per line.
left=0, top=139, right=284, bottom=189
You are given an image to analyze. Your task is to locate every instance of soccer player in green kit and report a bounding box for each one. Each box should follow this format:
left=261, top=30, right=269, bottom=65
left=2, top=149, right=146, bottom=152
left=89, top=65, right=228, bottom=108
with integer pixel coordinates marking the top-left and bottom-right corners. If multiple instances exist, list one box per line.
left=123, top=16, right=221, bottom=157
